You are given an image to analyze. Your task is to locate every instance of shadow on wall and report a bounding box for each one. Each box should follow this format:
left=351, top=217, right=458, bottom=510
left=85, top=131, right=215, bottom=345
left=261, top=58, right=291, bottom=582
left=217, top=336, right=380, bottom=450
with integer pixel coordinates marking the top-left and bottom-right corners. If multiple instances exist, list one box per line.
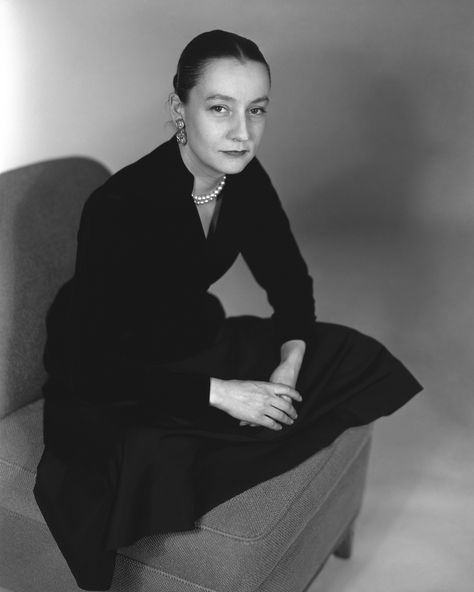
left=266, top=46, right=444, bottom=237
left=305, top=76, right=439, bottom=236
left=305, top=60, right=471, bottom=429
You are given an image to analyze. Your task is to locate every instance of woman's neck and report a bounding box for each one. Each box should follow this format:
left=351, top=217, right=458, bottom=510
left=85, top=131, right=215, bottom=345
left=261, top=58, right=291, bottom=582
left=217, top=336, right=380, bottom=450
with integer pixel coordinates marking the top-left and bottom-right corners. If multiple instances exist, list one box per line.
left=178, top=144, right=224, bottom=194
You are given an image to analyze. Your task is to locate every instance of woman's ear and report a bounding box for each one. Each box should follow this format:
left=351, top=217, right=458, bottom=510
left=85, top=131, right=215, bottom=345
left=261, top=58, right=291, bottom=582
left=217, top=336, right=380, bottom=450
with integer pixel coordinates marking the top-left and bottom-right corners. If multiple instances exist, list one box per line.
left=169, top=93, right=185, bottom=124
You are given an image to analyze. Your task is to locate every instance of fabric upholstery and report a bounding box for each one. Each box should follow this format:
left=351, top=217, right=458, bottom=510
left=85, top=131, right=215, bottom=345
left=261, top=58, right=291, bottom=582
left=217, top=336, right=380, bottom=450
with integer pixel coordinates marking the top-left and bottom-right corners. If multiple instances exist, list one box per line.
left=115, top=424, right=372, bottom=592
left=0, top=397, right=372, bottom=591
left=0, top=158, right=110, bottom=418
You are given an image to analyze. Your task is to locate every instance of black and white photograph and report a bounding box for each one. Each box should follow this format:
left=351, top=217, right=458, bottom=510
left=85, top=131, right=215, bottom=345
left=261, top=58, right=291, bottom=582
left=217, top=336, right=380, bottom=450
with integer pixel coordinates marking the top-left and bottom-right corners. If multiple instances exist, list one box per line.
left=0, top=1, right=472, bottom=591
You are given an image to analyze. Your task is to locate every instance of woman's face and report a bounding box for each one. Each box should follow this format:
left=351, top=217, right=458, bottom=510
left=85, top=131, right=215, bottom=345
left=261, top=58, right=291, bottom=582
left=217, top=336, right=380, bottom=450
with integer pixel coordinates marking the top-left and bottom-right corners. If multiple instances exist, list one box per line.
left=178, top=57, right=271, bottom=178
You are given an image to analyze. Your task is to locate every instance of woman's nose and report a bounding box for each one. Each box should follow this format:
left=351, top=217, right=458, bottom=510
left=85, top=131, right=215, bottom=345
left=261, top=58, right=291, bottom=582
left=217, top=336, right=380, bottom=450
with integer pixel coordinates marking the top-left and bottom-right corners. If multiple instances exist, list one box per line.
left=230, top=113, right=250, bottom=142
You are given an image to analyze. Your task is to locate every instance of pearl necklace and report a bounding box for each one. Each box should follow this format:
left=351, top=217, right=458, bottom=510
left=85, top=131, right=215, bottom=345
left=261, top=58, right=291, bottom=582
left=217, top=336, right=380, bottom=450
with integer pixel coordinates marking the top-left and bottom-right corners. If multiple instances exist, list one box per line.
left=192, top=175, right=227, bottom=206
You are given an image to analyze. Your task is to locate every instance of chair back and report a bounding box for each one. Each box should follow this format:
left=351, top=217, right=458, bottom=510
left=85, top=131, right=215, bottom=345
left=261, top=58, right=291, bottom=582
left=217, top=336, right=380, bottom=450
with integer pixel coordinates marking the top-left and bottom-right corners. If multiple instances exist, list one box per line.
left=0, top=157, right=110, bottom=418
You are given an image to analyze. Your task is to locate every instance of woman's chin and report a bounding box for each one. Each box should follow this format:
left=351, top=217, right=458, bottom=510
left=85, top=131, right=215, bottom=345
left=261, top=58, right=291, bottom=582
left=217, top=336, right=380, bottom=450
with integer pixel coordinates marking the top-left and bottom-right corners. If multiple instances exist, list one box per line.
left=217, top=154, right=252, bottom=174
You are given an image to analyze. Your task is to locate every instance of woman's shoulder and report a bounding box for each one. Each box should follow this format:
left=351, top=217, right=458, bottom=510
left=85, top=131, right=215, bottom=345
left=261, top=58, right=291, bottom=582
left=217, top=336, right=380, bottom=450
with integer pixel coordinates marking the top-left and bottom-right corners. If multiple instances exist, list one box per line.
left=81, top=137, right=178, bottom=219
left=240, top=154, right=271, bottom=184
left=103, top=136, right=176, bottom=197
left=236, top=155, right=280, bottom=212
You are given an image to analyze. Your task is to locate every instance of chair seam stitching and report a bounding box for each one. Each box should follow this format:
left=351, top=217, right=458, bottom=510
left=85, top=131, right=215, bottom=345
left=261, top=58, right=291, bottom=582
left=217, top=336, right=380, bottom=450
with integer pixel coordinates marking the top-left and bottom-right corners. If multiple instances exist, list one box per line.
left=198, top=426, right=372, bottom=542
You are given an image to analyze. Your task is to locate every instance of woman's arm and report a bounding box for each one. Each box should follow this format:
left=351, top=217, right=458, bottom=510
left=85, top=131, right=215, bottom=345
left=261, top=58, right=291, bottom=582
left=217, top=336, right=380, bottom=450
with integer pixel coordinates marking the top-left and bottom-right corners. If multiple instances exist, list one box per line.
left=280, top=338, right=306, bottom=366
left=57, top=189, right=214, bottom=424
left=276, top=338, right=306, bottom=382
left=240, top=159, right=317, bottom=346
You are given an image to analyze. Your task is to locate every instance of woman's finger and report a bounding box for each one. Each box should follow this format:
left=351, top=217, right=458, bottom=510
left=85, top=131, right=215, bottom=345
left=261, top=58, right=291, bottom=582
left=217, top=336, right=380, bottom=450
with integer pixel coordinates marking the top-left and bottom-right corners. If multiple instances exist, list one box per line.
left=270, top=395, right=298, bottom=421
left=272, top=383, right=302, bottom=401
left=239, top=420, right=259, bottom=427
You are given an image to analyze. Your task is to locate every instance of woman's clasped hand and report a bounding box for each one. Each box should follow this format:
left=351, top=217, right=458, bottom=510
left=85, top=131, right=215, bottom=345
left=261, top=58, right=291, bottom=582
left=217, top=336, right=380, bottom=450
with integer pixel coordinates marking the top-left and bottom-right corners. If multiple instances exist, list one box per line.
left=240, top=358, right=302, bottom=428
left=209, top=378, right=302, bottom=431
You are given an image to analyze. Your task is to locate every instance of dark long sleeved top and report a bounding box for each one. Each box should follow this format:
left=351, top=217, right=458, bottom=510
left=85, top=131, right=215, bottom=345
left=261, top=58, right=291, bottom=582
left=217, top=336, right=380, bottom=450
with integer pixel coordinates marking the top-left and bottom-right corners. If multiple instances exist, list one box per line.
left=42, top=135, right=316, bottom=454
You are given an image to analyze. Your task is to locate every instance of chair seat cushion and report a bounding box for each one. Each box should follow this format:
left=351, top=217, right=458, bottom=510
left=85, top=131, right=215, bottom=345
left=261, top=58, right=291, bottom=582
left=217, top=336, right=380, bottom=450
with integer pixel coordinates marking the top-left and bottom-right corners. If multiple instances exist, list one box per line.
left=0, top=398, right=372, bottom=591
left=0, top=398, right=44, bottom=523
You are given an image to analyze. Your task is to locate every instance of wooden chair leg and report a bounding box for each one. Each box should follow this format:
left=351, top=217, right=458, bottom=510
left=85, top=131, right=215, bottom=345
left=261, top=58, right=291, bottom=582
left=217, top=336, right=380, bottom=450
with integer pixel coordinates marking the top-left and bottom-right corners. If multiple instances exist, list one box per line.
left=333, top=519, right=355, bottom=559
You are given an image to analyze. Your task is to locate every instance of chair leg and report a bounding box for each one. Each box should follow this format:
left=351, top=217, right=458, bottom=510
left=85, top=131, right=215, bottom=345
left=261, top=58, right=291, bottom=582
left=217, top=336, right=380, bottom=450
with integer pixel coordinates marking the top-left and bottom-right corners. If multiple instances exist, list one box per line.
left=333, top=519, right=355, bottom=559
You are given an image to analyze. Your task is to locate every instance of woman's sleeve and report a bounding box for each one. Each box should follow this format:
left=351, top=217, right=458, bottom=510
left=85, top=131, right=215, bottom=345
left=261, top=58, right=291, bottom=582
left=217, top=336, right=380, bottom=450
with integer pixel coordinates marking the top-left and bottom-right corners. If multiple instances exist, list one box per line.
left=240, top=162, right=317, bottom=345
left=60, top=190, right=212, bottom=423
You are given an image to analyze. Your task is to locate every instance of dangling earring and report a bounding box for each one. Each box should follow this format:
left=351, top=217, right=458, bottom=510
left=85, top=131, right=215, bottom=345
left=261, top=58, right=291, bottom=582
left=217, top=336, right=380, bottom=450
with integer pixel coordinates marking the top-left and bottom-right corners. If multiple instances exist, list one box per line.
left=175, top=118, right=187, bottom=145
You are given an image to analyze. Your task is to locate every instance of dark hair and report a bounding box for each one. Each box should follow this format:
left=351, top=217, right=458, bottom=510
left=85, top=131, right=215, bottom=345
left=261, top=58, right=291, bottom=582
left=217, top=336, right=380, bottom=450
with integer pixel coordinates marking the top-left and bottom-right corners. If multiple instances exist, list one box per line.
left=172, top=29, right=271, bottom=104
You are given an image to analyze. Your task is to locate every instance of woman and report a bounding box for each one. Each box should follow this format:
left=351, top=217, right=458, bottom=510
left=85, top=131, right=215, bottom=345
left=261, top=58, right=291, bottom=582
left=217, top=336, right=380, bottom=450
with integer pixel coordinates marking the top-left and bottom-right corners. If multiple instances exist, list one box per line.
left=34, top=29, right=423, bottom=591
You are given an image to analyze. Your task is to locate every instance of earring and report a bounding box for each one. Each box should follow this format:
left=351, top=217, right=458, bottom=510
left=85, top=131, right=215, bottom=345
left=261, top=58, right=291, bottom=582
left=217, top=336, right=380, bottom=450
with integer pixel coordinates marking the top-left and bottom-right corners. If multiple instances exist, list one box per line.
left=175, top=118, right=187, bottom=145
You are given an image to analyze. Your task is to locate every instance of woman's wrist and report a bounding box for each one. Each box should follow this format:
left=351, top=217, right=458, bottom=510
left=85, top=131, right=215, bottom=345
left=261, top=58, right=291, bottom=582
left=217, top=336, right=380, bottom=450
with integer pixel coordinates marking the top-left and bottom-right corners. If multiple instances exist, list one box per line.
left=280, top=339, right=306, bottom=367
left=209, top=377, right=226, bottom=409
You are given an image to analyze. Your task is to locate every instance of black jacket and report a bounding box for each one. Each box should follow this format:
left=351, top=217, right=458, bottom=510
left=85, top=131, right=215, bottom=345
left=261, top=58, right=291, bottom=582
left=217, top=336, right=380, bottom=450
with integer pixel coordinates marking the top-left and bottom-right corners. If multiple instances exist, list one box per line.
left=41, top=134, right=316, bottom=458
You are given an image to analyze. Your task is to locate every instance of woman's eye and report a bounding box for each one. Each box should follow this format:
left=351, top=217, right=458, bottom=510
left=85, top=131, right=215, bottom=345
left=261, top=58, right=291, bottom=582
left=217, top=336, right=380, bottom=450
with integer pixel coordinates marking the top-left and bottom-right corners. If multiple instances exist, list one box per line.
left=250, top=107, right=267, bottom=116
left=210, top=105, right=267, bottom=116
left=210, top=105, right=227, bottom=113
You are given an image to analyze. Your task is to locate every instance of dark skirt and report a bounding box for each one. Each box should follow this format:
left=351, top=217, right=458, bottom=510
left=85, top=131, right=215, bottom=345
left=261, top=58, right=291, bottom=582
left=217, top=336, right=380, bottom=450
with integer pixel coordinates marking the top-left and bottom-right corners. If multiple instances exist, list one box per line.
left=33, top=316, right=423, bottom=590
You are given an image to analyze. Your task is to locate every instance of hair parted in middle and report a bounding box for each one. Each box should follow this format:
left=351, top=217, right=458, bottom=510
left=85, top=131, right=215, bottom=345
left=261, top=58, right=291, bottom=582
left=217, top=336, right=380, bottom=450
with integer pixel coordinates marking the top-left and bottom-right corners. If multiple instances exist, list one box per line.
left=172, top=29, right=271, bottom=105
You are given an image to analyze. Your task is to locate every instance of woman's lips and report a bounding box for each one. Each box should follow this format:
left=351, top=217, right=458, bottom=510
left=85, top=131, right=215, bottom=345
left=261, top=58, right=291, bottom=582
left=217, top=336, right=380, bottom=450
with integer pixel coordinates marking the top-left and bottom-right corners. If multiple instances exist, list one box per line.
left=222, top=150, right=248, bottom=158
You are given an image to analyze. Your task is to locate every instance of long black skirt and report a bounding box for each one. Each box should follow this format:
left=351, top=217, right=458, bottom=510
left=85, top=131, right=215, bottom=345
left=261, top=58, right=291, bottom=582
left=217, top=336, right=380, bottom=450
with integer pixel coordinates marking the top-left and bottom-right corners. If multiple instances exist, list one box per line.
left=33, top=316, right=423, bottom=590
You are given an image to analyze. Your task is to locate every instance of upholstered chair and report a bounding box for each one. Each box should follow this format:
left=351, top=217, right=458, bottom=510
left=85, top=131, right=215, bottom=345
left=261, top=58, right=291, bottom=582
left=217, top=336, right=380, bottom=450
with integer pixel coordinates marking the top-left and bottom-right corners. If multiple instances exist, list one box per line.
left=0, top=158, right=373, bottom=592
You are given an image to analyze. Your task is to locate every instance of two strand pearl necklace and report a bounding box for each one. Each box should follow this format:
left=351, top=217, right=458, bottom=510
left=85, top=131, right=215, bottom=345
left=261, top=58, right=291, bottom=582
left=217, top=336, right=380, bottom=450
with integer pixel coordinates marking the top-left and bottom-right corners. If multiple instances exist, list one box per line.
left=192, top=175, right=227, bottom=206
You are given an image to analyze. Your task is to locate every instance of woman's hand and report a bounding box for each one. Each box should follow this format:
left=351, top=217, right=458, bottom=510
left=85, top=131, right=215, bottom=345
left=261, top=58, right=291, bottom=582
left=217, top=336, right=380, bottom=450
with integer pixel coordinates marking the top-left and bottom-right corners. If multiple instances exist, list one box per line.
left=269, top=360, right=299, bottom=389
left=210, top=378, right=301, bottom=431
left=239, top=361, right=300, bottom=427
